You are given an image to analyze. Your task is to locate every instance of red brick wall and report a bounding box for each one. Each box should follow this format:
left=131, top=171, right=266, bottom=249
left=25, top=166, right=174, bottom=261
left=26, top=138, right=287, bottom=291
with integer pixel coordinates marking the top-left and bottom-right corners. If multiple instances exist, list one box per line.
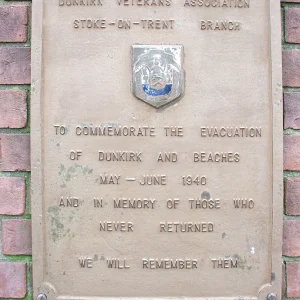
left=0, top=1, right=31, bottom=299
left=0, top=0, right=298, bottom=299
left=283, top=0, right=300, bottom=298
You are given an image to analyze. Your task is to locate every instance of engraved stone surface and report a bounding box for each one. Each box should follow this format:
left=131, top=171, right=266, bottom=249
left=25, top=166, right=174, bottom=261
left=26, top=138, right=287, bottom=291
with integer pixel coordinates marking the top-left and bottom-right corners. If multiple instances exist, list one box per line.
left=31, top=1, right=283, bottom=300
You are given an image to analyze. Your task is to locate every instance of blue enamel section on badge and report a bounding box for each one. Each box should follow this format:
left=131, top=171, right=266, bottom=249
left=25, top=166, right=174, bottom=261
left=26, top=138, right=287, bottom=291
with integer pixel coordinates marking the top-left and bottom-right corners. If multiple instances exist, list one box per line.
left=142, top=84, right=172, bottom=96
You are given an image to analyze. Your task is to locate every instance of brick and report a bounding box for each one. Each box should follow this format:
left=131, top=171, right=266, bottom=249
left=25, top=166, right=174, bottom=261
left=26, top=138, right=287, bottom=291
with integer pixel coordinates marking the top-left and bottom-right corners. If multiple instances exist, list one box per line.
left=0, top=177, right=25, bottom=215
left=0, top=47, right=30, bottom=84
left=0, top=6, right=27, bottom=42
left=0, top=90, right=27, bottom=128
left=282, top=50, right=300, bottom=87
left=287, top=262, right=300, bottom=298
left=283, top=220, right=300, bottom=256
left=284, top=92, right=300, bottom=129
left=0, top=262, right=26, bottom=298
left=284, top=135, right=300, bottom=170
left=286, top=8, right=300, bottom=43
left=0, top=135, right=30, bottom=171
left=2, top=219, right=32, bottom=255
left=285, top=178, right=300, bottom=215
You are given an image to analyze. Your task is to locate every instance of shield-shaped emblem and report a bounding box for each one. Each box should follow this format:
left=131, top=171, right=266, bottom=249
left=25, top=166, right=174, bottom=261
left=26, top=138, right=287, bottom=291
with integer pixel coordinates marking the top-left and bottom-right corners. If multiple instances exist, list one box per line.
left=132, top=45, right=184, bottom=108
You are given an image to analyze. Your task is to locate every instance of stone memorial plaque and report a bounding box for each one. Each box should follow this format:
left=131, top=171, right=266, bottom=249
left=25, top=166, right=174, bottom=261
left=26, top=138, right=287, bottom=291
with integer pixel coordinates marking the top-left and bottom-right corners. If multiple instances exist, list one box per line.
left=31, top=1, right=283, bottom=299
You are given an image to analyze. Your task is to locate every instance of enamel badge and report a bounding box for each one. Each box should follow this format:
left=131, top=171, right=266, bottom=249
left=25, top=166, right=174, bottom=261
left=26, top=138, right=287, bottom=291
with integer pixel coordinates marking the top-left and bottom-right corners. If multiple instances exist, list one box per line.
left=132, top=45, right=184, bottom=108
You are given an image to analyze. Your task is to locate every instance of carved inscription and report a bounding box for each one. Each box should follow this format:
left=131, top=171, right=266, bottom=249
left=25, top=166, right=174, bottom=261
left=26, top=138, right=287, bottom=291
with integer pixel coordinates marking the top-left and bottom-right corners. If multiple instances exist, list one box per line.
left=53, top=118, right=258, bottom=280
left=160, top=222, right=214, bottom=232
left=72, top=125, right=262, bottom=138
left=100, top=221, right=134, bottom=232
left=211, top=258, right=238, bottom=268
left=60, top=0, right=103, bottom=5
left=107, top=258, right=130, bottom=269
left=58, top=0, right=251, bottom=31
left=117, top=0, right=172, bottom=6
left=143, top=259, right=198, bottom=269
left=79, top=257, right=93, bottom=268
left=54, top=118, right=258, bottom=276
left=183, top=0, right=250, bottom=7
left=74, top=19, right=175, bottom=29
left=200, top=20, right=241, bottom=31
left=76, top=125, right=156, bottom=136
left=32, top=0, right=281, bottom=295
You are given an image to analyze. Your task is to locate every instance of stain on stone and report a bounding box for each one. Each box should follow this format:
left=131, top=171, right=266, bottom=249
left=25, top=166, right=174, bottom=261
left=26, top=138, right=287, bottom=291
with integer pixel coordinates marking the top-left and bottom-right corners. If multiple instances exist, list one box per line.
left=233, top=254, right=247, bottom=270
left=58, top=164, right=66, bottom=176
left=201, top=191, right=210, bottom=200
left=68, top=211, right=75, bottom=222
left=58, top=164, right=94, bottom=187
left=47, top=206, right=70, bottom=242
left=271, top=272, right=276, bottom=282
